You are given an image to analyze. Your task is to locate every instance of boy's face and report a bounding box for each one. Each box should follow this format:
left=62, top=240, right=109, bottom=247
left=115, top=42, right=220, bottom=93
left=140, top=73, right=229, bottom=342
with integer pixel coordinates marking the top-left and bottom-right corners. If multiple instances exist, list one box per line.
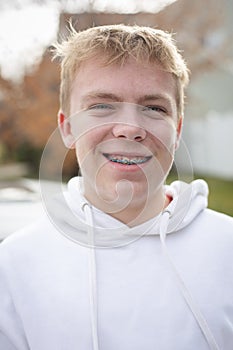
left=59, top=58, right=182, bottom=212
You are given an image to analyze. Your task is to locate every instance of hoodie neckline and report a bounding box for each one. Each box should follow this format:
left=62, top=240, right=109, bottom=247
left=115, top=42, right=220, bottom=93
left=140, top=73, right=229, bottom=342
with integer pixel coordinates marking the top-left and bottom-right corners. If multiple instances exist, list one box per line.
left=66, top=176, right=208, bottom=233
left=45, top=176, right=208, bottom=248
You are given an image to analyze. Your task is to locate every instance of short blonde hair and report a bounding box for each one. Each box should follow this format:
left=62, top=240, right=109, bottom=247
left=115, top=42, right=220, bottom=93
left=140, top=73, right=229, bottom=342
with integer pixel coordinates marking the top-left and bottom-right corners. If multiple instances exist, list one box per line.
left=53, top=24, right=189, bottom=117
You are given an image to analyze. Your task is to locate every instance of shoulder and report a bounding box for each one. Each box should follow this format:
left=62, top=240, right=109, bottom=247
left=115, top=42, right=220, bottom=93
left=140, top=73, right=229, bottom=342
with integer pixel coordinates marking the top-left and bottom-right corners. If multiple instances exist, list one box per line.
left=178, top=208, right=233, bottom=251
left=197, top=208, right=233, bottom=230
left=0, top=214, right=61, bottom=264
left=188, top=208, right=233, bottom=253
left=180, top=208, right=233, bottom=240
left=193, top=208, right=233, bottom=239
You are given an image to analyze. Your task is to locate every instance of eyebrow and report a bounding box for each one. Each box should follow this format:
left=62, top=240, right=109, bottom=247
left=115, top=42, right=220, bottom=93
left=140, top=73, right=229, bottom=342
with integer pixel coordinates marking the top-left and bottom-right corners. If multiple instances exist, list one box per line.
left=81, top=92, right=122, bottom=104
left=138, top=94, right=173, bottom=107
left=81, top=91, right=173, bottom=108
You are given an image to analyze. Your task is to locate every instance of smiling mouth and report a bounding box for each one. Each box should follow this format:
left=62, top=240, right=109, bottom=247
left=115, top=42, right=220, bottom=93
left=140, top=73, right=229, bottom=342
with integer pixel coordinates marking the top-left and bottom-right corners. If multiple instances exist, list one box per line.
left=103, top=153, right=152, bottom=165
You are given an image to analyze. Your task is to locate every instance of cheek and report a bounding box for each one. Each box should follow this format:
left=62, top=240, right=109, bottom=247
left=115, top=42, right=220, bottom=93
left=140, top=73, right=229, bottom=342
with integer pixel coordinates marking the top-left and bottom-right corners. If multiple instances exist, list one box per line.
left=74, top=139, right=86, bottom=165
left=149, top=121, right=177, bottom=152
left=74, top=134, right=94, bottom=165
left=74, top=127, right=108, bottom=165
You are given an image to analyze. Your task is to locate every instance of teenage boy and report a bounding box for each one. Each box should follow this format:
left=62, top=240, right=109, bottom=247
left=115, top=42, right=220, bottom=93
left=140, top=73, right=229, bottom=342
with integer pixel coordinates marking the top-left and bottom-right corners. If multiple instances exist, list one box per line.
left=0, top=24, right=232, bottom=350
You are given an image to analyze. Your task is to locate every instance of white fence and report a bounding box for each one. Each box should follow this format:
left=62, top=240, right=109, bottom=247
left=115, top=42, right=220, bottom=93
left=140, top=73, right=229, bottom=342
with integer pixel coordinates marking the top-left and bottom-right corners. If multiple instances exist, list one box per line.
left=180, top=111, right=233, bottom=180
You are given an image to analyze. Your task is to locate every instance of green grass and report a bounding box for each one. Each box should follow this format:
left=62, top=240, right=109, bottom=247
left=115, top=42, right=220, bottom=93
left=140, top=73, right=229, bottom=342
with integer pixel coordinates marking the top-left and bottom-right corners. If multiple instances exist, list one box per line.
left=201, top=175, right=233, bottom=217
left=167, top=173, right=233, bottom=217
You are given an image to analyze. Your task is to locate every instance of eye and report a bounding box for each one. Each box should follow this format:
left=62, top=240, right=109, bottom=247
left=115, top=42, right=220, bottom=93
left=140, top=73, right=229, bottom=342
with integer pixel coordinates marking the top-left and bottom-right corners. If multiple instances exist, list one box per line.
left=89, top=103, right=114, bottom=110
left=144, top=105, right=167, bottom=113
left=86, top=103, right=116, bottom=117
left=141, top=105, right=168, bottom=119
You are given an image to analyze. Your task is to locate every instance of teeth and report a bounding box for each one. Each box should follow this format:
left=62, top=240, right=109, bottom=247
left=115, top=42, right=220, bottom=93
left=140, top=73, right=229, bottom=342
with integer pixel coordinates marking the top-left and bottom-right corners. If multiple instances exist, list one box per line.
left=105, top=154, right=150, bottom=165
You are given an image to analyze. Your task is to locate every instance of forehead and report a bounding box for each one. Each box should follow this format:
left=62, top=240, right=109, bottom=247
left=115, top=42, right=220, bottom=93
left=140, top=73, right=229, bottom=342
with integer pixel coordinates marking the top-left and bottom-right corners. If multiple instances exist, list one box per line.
left=70, top=57, right=177, bottom=110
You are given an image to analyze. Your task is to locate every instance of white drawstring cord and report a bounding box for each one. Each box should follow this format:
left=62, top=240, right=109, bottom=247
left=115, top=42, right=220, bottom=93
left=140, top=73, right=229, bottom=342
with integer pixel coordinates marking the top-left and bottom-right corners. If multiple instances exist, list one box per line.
left=82, top=203, right=100, bottom=350
left=159, top=210, right=220, bottom=350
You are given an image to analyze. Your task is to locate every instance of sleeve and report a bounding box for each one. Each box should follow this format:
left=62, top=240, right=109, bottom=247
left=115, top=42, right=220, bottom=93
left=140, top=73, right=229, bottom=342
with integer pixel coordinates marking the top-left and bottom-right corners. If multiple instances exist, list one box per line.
left=0, top=247, right=29, bottom=350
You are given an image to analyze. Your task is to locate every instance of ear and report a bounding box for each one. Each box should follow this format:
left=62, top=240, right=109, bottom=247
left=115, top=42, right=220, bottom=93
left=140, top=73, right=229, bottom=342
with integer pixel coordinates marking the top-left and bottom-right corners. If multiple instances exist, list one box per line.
left=175, top=115, right=183, bottom=150
left=58, top=110, right=75, bottom=149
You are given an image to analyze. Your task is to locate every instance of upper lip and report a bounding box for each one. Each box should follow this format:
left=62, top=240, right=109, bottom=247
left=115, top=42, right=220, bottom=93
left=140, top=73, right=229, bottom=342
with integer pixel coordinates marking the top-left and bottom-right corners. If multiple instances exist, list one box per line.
left=102, top=152, right=152, bottom=158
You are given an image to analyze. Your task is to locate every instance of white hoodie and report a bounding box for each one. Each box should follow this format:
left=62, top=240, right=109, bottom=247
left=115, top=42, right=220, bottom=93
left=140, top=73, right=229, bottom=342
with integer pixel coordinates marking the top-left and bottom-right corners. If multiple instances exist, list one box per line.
left=0, top=177, right=232, bottom=350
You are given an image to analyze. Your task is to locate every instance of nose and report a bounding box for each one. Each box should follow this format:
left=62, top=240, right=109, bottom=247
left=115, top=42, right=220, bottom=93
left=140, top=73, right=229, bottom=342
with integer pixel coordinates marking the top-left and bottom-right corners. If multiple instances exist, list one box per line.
left=111, top=103, right=147, bottom=141
left=112, top=123, right=146, bottom=141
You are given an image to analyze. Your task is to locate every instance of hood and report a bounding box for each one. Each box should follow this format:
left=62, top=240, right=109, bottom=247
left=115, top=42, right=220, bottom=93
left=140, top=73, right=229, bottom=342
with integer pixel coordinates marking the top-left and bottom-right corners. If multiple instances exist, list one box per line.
left=43, top=176, right=208, bottom=248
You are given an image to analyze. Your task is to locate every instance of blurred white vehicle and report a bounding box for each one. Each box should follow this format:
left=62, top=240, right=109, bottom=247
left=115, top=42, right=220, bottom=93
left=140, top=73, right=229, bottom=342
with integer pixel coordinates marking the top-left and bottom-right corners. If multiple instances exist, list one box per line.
left=0, top=179, right=63, bottom=241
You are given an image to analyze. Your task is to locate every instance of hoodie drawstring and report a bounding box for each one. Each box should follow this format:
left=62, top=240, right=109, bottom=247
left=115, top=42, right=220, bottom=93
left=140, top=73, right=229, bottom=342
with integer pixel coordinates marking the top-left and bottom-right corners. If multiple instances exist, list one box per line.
left=159, top=210, right=220, bottom=350
left=82, top=203, right=100, bottom=350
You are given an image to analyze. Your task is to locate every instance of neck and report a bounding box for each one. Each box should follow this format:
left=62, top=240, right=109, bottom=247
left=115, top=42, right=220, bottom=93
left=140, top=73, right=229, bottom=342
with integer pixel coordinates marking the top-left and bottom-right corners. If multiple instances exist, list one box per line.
left=84, top=185, right=171, bottom=227
left=110, top=192, right=171, bottom=227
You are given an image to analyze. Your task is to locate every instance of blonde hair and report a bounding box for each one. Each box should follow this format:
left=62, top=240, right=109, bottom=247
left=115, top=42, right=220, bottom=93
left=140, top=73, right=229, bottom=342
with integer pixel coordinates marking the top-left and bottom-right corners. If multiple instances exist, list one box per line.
left=53, top=24, right=190, bottom=117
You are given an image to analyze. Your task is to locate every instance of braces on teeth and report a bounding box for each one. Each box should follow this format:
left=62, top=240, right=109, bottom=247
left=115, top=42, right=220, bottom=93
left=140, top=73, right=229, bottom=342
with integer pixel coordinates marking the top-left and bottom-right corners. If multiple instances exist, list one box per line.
left=109, top=156, right=148, bottom=165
